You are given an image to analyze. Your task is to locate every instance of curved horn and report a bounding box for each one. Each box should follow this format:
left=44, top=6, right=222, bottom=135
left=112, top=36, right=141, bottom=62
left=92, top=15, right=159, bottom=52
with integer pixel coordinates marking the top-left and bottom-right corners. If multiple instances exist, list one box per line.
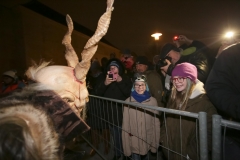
left=62, top=15, right=79, bottom=68
left=74, top=0, right=114, bottom=82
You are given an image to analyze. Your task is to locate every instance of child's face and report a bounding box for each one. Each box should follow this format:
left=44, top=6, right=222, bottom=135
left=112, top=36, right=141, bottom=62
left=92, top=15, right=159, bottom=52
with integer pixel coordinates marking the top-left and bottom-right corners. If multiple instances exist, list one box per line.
left=172, top=76, right=187, bottom=92
left=134, top=82, right=146, bottom=95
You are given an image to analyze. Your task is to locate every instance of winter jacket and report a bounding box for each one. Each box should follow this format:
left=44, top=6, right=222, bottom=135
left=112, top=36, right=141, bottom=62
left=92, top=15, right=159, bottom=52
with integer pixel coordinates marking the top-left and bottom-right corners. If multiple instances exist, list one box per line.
left=122, top=96, right=160, bottom=156
left=160, top=80, right=217, bottom=160
left=205, top=43, right=240, bottom=148
left=142, top=70, right=164, bottom=107
left=95, top=58, right=132, bottom=125
left=206, top=43, right=240, bottom=121
left=0, top=80, right=25, bottom=95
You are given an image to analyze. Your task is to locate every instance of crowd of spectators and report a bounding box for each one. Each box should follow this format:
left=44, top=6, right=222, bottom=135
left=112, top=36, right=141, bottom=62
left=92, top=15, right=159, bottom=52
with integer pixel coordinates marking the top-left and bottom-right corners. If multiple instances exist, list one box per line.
left=1, top=34, right=240, bottom=160
left=85, top=34, right=240, bottom=160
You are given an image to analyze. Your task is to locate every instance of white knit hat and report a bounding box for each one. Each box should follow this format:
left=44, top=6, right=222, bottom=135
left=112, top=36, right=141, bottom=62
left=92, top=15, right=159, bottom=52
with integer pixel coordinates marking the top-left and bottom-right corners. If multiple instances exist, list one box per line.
left=3, top=70, right=17, bottom=80
left=132, top=74, right=149, bottom=92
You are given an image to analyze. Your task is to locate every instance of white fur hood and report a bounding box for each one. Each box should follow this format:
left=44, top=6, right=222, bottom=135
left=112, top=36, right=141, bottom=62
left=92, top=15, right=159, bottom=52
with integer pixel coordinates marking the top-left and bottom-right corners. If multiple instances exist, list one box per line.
left=189, top=79, right=206, bottom=99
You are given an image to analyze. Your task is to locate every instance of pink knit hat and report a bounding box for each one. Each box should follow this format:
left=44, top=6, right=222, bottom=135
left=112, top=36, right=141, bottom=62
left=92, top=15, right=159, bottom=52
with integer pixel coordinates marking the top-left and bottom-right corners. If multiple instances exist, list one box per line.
left=172, top=63, right=197, bottom=82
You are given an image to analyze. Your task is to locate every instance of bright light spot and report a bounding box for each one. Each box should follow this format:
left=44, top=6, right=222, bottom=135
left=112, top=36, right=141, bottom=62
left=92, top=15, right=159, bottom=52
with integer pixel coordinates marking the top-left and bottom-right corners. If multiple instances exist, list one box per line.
left=225, top=31, right=234, bottom=38
left=151, top=33, right=162, bottom=40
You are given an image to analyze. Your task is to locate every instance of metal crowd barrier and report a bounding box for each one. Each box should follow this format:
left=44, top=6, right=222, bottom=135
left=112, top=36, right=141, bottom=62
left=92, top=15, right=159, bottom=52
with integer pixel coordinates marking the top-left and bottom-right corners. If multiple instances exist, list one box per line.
left=82, top=95, right=226, bottom=160
left=212, top=115, right=240, bottom=160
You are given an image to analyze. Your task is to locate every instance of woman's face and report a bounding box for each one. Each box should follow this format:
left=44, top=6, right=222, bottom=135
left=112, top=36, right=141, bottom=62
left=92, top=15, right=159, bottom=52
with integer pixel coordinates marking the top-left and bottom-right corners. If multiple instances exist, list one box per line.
left=134, top=82, right=146, bottom=94
left=172, top=76, right=187, bottom=92
left=110, top=66, right=119, bottom=74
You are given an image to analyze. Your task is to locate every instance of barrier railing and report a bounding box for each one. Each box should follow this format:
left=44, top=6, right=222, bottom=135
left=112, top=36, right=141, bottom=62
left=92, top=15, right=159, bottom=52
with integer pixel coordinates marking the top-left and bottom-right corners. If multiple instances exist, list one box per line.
left=81, top=95, right=213, bottom=160
left=212, top=115, right=240, bottom=160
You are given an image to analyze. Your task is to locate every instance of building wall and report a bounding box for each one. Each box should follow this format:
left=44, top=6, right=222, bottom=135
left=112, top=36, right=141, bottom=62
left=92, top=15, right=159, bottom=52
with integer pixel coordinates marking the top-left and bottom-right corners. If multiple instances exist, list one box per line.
left=0, top=5, right=120, bottom=77
left=0, top=6, right=26, bottom=76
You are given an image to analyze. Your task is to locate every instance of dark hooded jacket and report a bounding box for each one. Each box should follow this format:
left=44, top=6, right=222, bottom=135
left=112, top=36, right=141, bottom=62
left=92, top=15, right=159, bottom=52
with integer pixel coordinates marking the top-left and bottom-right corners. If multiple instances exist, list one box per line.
left=206, top=43, right=240, bottom=121
left=205, top=43, right=240, bottom=147
left=95, top=58, right=132, bottom=125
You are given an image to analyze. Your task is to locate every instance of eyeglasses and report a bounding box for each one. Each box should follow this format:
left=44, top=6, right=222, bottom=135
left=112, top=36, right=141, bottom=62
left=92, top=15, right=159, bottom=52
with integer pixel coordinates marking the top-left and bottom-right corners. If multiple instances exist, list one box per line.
left=134, top=84, right=146, bottom=88
left=171, top=77, right=187, bottom=83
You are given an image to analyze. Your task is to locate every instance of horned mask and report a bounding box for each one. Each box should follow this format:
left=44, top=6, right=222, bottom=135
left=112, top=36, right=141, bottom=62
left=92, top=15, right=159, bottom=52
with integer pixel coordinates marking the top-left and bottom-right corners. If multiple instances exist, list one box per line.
left=25, top=0, right=114, bottom=118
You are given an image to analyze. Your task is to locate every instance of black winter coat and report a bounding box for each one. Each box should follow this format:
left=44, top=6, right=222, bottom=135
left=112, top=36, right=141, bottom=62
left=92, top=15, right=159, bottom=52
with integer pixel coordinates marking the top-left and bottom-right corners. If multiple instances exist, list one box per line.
left=95, top=59, right=132, bottom=125
left=206, top=43, right=240, bottom=121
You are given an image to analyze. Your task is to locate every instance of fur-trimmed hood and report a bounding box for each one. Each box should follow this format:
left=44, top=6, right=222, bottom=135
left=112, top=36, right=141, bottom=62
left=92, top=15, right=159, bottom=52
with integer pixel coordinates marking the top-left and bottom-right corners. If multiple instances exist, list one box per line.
left=189, top=79, right=206, bottom=99
left=0, top=104, right=62, bottom=160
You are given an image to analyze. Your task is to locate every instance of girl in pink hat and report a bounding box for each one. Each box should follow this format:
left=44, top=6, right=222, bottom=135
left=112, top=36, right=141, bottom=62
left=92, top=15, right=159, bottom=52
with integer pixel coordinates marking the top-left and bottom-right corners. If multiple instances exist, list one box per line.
left=160, top=62, right=217, bottom=160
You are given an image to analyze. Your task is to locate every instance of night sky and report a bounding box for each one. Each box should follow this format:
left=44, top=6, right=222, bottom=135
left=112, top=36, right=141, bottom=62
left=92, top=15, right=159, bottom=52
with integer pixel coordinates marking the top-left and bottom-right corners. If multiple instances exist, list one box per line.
left=39, top=0, right=240, bottom=59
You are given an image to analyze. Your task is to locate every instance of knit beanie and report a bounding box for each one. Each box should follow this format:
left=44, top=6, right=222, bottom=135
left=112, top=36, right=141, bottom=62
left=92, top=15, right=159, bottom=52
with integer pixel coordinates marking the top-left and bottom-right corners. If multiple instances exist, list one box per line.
left=172, top=63, right=197, bottom=83
left=3, top=70, right=18, bottom=80
left=109, top=61, right=120, bottom=69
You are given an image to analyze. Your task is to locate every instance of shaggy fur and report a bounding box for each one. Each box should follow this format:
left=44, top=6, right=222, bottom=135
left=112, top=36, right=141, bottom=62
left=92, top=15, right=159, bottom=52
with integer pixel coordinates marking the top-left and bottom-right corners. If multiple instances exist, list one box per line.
left=0, top=84, right=90, bottom=142
left=25, top=61, right=52, bottom=81
left=0, top=104, right=62, bottom=160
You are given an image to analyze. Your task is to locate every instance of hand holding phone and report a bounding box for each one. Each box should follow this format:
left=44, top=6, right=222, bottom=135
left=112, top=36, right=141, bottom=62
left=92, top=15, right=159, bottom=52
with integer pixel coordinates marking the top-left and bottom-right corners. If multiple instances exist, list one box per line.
left=108, top=71, right=118, bottom=80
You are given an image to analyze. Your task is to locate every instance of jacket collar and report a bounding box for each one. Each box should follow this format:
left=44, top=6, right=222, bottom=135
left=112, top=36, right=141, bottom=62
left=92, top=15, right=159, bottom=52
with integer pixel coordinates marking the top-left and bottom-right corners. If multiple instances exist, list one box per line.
left=189, top=79, right=205, bottom=99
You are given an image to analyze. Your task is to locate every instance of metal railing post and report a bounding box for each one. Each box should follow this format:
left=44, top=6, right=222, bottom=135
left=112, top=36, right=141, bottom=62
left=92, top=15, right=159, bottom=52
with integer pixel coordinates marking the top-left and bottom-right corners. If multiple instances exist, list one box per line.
left=199, top=112, right=208, bottom=160
left=212, top=114, right=222, bottom=160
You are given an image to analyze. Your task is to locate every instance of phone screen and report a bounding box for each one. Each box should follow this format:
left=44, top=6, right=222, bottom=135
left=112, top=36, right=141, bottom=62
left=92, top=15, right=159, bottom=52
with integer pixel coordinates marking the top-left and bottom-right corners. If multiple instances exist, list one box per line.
left=108, top=74, right=113, bottom=79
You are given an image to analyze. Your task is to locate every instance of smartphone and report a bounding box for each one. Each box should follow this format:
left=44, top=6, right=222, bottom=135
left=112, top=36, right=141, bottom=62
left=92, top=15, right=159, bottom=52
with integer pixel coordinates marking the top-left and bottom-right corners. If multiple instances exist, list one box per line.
left=108, top=71, right=118, bottom=80
left=108, top=72, right=113, bottom=79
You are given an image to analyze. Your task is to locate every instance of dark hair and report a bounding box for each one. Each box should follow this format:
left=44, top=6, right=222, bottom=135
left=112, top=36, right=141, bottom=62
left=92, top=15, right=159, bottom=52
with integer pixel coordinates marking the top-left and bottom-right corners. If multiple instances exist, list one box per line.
left=160, top=43, right=180, bottom=59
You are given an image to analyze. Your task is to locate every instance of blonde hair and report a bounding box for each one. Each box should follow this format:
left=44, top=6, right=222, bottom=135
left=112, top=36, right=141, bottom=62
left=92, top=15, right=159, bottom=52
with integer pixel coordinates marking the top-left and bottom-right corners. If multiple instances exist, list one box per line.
left=168, top=78, right=196, bottom=110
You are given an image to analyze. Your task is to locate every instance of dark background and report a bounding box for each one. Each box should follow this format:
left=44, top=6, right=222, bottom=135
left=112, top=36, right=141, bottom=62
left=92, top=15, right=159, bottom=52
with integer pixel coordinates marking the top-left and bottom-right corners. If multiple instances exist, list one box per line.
left=29, top=0, right=240, bottom=58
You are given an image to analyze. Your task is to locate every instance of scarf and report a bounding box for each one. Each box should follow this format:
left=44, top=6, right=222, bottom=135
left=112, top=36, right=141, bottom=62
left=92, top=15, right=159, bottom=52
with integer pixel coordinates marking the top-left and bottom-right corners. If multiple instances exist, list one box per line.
left=131, top=90, right=151, bottom=103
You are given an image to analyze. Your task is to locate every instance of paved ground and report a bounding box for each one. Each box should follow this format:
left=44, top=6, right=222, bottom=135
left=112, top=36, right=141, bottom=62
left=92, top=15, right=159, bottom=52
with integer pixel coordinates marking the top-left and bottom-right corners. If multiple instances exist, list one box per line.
left=64, top=132, right=163, bottom=160
left=69, top=135, right=165, bottom=160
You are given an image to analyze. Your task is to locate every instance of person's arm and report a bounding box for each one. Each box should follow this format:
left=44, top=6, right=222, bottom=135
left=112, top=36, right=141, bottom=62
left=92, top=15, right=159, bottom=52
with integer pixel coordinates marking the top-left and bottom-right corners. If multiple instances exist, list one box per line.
left=115, top=75, right=132, bottom=97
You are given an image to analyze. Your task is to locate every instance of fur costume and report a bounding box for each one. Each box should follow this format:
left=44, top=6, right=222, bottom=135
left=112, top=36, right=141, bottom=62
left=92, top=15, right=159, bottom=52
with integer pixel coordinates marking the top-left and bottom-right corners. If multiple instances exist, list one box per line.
left=0, top=102, right=62, bottom=159
left=0, top=84, right=90, bottom=143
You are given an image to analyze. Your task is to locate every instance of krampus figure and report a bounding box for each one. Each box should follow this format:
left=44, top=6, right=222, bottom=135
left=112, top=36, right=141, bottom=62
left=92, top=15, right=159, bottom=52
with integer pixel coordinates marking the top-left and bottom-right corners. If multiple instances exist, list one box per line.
left=0, top=0, right=114, bottom=159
